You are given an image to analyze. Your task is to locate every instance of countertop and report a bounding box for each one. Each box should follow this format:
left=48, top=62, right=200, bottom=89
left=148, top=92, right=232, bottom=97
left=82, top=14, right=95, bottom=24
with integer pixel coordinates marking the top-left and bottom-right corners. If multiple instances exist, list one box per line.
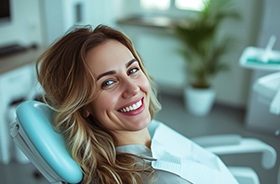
left=117, top=14, right=185, bottom=29
left=0, top=47, right=45, bottom=74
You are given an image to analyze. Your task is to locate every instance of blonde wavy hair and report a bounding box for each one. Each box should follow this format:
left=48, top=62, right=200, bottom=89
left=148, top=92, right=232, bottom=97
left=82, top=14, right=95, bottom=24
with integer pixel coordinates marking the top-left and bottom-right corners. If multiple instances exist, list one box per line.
left=36, top=25, right=161, bottom=184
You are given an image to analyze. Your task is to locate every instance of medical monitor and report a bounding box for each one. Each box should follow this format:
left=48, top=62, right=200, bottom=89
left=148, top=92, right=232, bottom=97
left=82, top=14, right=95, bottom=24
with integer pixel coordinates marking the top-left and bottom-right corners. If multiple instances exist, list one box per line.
left=0, top=0, right=11, bottom=24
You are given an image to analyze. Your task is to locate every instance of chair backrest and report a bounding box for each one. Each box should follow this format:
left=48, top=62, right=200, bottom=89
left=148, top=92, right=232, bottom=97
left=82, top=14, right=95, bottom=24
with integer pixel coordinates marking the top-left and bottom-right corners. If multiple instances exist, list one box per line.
left=10, top=100, right=83, bottom=184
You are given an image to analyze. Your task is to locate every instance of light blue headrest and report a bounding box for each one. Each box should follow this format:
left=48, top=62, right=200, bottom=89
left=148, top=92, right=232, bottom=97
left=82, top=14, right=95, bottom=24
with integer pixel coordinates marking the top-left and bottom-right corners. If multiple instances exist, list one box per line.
left=16, top=100, right=83, bottom=183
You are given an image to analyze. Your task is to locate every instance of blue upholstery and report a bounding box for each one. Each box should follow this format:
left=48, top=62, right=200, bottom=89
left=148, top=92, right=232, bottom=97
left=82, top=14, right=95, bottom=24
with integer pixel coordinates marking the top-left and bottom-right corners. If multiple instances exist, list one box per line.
left=15, top=100, right=83, bottom=183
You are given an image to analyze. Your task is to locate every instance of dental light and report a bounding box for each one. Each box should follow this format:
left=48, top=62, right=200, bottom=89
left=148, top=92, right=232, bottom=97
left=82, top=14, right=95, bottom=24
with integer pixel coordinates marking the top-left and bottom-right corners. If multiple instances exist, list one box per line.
left=240, top=35, right=280, bottom=115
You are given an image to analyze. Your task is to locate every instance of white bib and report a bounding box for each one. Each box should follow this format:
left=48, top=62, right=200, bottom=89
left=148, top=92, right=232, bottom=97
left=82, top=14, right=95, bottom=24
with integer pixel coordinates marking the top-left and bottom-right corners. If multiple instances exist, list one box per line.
left=150, top=121, right=239, bottom=184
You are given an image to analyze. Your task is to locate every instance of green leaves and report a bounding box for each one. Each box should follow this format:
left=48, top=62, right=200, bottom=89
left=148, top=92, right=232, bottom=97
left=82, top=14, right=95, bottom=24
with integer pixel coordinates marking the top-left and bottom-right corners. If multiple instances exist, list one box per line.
left=173, top=0, right=240, bottom=88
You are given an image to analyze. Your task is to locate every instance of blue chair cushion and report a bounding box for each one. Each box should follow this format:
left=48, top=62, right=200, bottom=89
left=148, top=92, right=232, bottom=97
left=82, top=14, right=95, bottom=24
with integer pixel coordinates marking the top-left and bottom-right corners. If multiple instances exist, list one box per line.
left=16, top=100, right=83, bottom=183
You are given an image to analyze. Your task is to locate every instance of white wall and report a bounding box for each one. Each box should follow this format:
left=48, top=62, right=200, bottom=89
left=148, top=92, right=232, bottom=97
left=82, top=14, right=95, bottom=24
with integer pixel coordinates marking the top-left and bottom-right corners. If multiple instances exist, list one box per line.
left=88, top=0, right=123, bottom=28
left=0, top=0, right=43, bottom=47
left=0, top=0, right=264, bottom=108
left=0, top=0, right=119, bottom=47
left=42, top=0, right=94, bottom=46
left=212, top=0, right=263, bottom=107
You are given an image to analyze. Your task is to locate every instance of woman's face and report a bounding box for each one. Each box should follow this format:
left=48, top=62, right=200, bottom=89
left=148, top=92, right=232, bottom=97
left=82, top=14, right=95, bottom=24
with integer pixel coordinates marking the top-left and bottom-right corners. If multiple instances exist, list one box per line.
left=85, top=40, right=151, bottom=137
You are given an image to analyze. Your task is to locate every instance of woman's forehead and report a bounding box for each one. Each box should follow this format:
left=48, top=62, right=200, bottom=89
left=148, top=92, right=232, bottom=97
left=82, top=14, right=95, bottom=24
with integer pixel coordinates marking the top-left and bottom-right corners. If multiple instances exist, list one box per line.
left=85, top=40, right=135, bottom=76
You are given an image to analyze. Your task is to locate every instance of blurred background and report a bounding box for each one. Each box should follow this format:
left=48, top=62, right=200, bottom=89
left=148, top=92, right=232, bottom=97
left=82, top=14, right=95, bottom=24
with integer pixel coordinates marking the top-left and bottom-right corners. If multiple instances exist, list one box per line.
left=0, top=0, right=279, bottom=183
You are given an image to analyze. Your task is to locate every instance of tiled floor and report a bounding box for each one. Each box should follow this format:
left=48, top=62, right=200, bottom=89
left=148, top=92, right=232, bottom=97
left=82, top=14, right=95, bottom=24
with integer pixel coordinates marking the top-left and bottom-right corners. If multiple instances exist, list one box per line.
left=0, top=93, right=279, bottom=184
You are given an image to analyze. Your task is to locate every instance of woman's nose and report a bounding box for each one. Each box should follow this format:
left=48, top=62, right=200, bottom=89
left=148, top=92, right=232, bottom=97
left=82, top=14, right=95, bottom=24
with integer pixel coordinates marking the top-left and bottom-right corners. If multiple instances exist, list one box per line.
left=122, top=79, right=139, bottom=99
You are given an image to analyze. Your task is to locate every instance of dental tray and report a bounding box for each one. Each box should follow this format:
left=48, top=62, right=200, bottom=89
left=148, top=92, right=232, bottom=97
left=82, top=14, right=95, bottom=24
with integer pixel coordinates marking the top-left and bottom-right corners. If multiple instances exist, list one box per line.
left=240, top=47, right=280, bottom=70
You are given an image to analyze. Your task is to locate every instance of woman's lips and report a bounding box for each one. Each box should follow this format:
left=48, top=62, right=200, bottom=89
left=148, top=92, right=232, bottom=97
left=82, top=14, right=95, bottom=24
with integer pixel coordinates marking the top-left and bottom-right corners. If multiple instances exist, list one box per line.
left=118, top=98, right=145, bottom=115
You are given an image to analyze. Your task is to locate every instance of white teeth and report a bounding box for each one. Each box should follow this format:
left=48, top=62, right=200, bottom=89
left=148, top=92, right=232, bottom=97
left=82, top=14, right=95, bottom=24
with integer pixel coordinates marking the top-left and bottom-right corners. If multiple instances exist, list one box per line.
left=120, top=100, right=142, bottom=112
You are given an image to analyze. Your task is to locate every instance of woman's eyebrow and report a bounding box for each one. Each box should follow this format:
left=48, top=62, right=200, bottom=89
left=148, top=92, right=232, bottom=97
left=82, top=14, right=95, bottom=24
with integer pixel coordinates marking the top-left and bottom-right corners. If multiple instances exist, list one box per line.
left=97, top=59, right=137, bottom=81
left=126, top=59, right=137, bottom=68
left=97, top=70, right=116, bottom=81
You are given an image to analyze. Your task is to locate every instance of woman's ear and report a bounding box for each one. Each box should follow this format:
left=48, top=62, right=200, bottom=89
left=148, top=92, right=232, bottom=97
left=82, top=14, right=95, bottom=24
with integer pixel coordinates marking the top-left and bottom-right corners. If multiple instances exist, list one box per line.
left=82, top=109, right=91, bottom=118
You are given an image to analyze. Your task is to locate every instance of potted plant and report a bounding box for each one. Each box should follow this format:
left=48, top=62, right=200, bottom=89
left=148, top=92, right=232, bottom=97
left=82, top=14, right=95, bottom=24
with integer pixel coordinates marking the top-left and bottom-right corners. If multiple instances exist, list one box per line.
left=173, top=0, right=240, bottom=116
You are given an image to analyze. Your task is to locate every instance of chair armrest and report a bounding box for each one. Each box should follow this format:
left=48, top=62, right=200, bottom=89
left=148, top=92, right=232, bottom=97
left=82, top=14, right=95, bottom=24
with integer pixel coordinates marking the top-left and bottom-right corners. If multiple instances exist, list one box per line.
left=228, top=167, right=260, bottom=184
left=192, top=134, right=277, bottom=169
left=192, top=134, right=242, bottom=147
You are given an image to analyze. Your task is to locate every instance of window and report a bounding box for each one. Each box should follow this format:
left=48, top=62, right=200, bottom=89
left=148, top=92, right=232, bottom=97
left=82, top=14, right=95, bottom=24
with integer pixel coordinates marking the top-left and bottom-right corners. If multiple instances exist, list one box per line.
left=175, top=0, right=208, bottom=11
left=140, top=0, right=171, bottom=10
left=140, top=0, right=208, bottom=12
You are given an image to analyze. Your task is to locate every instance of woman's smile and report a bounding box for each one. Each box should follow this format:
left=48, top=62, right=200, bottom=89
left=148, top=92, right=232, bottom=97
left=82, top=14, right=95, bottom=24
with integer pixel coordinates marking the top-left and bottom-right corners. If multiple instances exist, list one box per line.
left=118, top=98, right=144, bottom=115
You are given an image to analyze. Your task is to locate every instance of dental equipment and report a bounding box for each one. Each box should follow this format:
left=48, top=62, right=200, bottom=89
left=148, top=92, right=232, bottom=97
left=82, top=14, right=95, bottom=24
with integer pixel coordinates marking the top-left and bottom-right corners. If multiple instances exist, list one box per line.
left=240, top=36, right=280, bottom=115
left=240, top=35, right=280, bottom=70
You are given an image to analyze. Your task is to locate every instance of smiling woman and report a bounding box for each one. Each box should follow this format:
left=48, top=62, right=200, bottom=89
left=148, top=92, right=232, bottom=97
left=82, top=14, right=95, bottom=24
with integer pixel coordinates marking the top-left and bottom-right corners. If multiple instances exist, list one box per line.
left=36, top=25, right=161, bottom=184
left=84, top=39, right=152, bottom=146
left=36, top=25, right=239, bottom=184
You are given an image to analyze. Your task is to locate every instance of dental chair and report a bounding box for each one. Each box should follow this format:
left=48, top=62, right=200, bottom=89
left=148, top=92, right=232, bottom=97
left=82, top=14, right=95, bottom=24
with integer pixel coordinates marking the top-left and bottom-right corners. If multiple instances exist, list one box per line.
left=192, top=134, right=276, bottom=184
left=10, top=100, right=276, bottom=184
left=9, top=100, right=83, bottom=184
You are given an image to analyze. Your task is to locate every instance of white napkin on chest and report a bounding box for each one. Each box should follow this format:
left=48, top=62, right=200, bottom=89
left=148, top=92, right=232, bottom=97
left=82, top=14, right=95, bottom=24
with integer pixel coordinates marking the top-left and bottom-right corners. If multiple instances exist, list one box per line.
left=150, top=122, right=239, bottom=184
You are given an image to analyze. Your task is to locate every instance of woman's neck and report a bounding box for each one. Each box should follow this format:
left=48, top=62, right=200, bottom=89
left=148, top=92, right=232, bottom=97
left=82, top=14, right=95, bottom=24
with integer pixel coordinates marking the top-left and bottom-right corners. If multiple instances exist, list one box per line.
left=114, top=128, right=151, bottom=148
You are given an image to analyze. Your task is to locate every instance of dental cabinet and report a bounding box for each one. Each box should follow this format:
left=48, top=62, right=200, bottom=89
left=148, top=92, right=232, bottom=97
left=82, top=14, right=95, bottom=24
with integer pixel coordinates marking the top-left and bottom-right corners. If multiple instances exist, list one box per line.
left=0, top=48, right=43, bottom=164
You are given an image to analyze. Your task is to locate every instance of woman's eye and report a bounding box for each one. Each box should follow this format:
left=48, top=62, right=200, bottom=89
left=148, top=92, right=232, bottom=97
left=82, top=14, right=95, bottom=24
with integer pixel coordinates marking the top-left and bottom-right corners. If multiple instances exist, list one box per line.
left=101, top=80, right=114, bottom=88
left=128, top=68, right=139, bottom=75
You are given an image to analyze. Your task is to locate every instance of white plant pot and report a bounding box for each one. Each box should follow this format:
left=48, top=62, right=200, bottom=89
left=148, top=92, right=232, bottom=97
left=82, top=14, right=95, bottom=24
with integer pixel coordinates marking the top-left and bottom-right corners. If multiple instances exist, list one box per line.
left=184, top=87, right=216, bottom=116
